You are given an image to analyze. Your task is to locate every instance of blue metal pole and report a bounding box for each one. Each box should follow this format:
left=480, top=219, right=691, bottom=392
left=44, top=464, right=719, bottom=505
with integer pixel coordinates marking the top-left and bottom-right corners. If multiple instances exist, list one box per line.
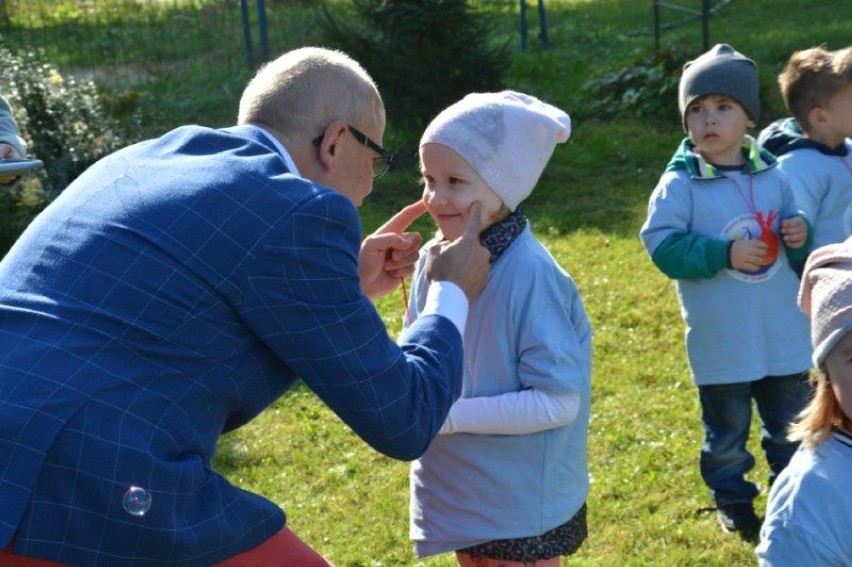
left=653, top=0, right=660, bottom=53
left=519, top=0, right=527, bottom=51
left=537, top=0, right=549, bottom=48
left=240, top=0, right=254, bottom=67
left=257, top=0, right=269, bottom=63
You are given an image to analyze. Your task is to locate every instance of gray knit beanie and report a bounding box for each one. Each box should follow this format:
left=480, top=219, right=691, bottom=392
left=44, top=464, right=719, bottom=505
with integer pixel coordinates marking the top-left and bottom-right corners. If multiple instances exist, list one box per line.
left=678, top=43, right=760, bottom=132
left=420, top=91, right=571, bottom=212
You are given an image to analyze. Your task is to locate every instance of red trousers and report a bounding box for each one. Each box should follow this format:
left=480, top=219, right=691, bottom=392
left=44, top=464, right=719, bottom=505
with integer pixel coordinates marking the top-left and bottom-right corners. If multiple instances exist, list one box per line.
left=1, top=527, right=333, bottom=566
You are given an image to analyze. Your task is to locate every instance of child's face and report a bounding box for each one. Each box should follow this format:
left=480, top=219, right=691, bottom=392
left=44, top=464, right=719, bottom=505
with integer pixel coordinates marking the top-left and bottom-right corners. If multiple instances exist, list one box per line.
left=685, top=94, right=755, bottom=166
left=420, top=143, right=506, bottom=240
left=814, top=83, right=852, bottom=147
left=825, top=329, right=852, bottom=425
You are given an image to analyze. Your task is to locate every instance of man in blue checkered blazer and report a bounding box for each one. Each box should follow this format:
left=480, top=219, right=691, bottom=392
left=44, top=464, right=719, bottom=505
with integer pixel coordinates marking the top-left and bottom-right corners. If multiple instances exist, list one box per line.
left=0, top=47, right=489, bottom=566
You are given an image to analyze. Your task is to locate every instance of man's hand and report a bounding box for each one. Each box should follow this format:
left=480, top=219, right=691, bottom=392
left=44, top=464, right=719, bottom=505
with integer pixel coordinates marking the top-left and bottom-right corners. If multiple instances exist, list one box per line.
left=360, top=200, right=427, bottom=299
left=730, top=239, right=768, bottom=272
left=425, top=202, right=490, bottom=300
left=781, top=216, right=807, bottom=249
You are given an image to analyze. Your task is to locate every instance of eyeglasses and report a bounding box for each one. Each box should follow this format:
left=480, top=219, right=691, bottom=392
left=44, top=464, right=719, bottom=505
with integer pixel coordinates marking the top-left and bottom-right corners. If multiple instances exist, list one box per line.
left=312, top=125, right=394, bottom=180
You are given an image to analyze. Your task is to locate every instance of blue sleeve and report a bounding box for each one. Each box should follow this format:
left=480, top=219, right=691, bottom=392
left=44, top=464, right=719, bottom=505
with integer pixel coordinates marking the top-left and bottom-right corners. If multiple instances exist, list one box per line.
left=517, top=267, right=591, bottom=395
left=776, top=171, right=813, bottom=264
left=641, top=172, right=728, bottom=279
left=757, top=520, right=843, bottom=567
left=239, top=191, right=462, bottom=461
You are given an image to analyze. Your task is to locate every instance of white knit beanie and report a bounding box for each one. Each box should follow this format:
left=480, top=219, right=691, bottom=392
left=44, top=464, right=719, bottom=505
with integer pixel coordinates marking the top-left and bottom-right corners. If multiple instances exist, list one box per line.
left=419, top=91, right=571, bottom=212
left=799, top=236, right=852, bottom=368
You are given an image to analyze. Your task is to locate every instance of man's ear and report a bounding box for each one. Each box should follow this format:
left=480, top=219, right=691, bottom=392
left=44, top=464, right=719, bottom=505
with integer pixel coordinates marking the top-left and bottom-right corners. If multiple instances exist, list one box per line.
left=316, top=121, right=348, bottom=167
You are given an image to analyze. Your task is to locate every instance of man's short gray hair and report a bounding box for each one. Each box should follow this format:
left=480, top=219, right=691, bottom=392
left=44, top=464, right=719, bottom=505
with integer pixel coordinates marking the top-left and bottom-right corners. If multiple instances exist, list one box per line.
left=238, top=47, right=383, bottom=141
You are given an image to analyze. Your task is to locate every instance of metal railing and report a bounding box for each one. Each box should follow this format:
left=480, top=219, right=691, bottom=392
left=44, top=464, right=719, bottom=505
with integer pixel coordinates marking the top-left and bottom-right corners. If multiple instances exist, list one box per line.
left=652, top=0, right=732, bottom=52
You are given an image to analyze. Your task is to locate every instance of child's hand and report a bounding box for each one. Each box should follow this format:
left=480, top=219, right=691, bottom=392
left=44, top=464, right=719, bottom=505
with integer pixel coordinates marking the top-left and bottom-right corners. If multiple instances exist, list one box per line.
left=730, top=239, right=768, bottom=272
left=0, top=143, right=22, bottom=185
left=0, top=143, right=22, bottom=160
left=781, top=217, right=807, bottom=249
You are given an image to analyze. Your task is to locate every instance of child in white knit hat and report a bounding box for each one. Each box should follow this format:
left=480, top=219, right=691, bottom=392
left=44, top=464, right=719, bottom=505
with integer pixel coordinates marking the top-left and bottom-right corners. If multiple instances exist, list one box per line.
left=640, top=44, right=814, bottom=536
left=756, top=236, right=852, bottom=565
left=404, top=91, right=591, bottom=566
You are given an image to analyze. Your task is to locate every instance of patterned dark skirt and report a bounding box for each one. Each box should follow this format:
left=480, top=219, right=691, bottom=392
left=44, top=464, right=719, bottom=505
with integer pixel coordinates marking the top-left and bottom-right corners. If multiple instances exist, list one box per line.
left=459, top=503, right=588, bottom=561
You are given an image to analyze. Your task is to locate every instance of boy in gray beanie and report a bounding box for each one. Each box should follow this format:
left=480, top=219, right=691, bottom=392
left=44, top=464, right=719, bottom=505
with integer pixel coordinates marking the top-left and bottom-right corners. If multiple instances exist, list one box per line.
left=405, top=91, right=592, bottom=565
left=641, top=44, right=814, bottom=536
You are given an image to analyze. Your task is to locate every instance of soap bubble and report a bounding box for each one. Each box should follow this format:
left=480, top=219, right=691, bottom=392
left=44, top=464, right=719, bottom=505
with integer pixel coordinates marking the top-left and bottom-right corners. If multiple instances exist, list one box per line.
left=122, top=485, right=152, bottom=517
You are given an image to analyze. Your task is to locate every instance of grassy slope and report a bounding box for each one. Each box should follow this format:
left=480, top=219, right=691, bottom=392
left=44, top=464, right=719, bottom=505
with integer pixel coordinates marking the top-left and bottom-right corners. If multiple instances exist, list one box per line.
left=4, top=0, right=848, bottom=564
left=214, top=2, right=848, bottom=565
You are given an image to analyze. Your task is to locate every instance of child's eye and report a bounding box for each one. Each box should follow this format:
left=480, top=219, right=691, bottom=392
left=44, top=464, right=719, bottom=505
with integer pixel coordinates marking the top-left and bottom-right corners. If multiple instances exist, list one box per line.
left=688, top=106, right=702, bottom=113
left=448, top=176, right=463, bottom=185
left=718, top=103, right=732, bottom=110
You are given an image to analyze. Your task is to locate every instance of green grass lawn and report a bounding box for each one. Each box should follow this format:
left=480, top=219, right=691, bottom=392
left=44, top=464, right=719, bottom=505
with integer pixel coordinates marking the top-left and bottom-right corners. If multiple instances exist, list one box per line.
left=213, top=2, right=847, bottom=564
left=4, top=0, right=849, bottom=564
left=214, top=2, right=846, bottom=565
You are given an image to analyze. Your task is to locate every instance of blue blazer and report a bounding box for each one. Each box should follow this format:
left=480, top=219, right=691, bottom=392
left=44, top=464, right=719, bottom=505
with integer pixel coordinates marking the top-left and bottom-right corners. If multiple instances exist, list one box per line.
left=0, top=125, right=463, bottom=565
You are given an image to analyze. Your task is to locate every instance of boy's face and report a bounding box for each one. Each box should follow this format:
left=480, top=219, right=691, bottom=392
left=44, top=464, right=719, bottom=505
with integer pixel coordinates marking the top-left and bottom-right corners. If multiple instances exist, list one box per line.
left=825, top=329, right=852, bottom=427
left=814, top=83, right=852, bottom=147
left=685, top=94, right=755, bottom=166
left=420, top=143, right=506, bottom=241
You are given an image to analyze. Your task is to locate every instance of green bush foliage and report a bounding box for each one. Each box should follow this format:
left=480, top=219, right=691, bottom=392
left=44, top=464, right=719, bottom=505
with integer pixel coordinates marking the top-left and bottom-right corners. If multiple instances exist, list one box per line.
left=583, top=43, right=789, bottom=129
left=584, top=46, right=689, bottom=125
left=0, top=48, right=140, bottom=253
left=0, top=179, right=44, bottom=256
left=316, top=0, right=511, bottom=137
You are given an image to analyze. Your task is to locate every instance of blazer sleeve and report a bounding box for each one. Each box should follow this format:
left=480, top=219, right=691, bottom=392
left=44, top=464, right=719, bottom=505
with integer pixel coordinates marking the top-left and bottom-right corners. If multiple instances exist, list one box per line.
left=237, top=190, right=463, bottom=461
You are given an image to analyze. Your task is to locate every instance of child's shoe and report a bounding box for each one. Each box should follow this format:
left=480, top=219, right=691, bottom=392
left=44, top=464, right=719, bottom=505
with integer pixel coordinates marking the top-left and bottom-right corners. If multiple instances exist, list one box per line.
left=716, top=503, right=761, bottom=534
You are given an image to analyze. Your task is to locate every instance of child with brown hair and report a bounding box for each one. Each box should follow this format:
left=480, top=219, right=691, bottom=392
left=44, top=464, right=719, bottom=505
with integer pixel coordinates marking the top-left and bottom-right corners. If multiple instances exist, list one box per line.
left=756, top=236, right=852, bottom=565
left=758, top=45, right=852, bottom=273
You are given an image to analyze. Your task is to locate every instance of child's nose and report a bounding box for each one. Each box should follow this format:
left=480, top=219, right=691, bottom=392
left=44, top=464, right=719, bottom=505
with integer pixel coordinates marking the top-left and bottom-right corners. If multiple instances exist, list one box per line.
left=425, top=187, right=448, bottom=206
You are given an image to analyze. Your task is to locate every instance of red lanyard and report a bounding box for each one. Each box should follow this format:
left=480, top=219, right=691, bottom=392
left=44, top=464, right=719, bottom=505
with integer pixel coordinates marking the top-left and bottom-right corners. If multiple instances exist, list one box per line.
left=727, top=173, right=758, bottom=218
left=400, top=277, right=412, bottom=326
left=727, top=172, right=779, bottom=228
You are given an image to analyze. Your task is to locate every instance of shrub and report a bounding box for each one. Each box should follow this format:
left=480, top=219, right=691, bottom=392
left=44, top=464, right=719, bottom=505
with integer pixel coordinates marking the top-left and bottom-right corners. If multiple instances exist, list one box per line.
left=0, top=48, right=140, bottom=253
left=583, top=44, right=788, bottom=129
left=0, top=178, right=46, bottom=255
left=583, top=46, right=688, bottom=124
left=316, top=0, right=511, bottom=138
